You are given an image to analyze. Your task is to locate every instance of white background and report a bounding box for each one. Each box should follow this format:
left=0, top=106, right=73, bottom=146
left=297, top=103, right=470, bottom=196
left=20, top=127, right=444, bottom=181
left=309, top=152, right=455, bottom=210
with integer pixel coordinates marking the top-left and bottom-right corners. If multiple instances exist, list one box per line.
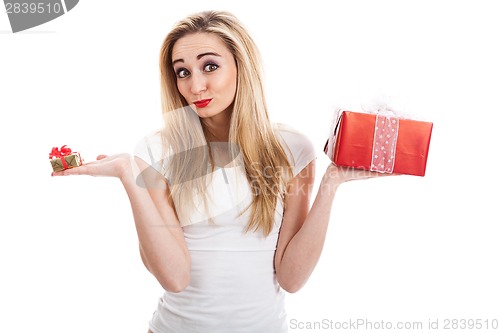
left=1, top=1, right=499, bottom=332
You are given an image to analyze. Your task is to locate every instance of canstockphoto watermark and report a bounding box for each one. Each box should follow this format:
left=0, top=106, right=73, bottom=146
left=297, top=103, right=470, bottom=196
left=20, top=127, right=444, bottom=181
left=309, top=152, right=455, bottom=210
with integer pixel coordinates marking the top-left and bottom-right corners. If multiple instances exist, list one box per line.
left=289, top=318, right=424, bottom=331
left=289, top=318, right=500, bottom=331
left=3, top=0, right=79, bottom=33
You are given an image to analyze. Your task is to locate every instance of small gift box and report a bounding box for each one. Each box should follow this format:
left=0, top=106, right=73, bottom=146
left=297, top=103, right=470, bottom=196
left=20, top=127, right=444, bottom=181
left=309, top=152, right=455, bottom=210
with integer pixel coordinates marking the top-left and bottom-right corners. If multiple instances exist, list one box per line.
left=324, top=110, right=433, bottom=176
left=49, top=145, right=83, bottom=172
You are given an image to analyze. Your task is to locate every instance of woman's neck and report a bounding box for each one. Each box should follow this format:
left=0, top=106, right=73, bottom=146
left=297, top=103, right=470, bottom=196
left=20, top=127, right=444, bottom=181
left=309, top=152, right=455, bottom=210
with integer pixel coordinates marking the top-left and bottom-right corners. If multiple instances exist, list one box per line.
left=202, top=108, right=232, bottom=142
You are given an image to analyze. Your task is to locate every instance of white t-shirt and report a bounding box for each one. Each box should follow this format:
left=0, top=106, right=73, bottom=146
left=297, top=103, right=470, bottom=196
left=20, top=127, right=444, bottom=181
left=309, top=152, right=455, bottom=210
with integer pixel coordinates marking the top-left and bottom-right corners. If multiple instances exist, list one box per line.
left=134, top=123, right=316, bottom=333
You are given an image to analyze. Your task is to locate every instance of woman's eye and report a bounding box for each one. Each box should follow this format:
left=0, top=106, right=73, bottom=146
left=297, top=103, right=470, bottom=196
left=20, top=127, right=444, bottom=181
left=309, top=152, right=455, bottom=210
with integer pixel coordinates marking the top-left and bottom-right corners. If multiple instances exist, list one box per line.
left=176, top=68, right=190, bottom=78
left=204, top=63, right=219, bottom=72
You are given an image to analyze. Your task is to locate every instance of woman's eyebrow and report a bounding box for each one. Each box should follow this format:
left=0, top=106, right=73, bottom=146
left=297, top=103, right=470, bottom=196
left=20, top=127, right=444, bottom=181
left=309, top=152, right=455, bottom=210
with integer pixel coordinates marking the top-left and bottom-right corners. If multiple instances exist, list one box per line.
left=172, top=52, right=222, bottom=66
left=197, top=52, right=221, bottom=59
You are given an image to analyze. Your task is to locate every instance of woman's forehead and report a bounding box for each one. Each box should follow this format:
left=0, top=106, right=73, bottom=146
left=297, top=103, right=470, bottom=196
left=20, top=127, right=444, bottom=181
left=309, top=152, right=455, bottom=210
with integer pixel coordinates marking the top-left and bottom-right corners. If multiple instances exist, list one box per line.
left=172, top=33, right=230, bottom=61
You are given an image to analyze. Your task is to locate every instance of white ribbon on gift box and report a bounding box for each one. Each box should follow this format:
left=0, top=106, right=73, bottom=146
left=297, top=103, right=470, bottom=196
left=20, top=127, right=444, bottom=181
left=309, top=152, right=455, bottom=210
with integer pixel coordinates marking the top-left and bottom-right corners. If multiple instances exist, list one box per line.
left=325, top=107, right=342, bottom=162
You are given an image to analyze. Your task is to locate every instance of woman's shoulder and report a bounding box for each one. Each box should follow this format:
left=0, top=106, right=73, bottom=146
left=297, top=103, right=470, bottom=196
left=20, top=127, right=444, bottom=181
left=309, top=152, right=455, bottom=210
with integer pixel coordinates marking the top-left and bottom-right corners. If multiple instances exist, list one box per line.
left=272, top=122, right=302, bottom=135
left=133, top=129, right=171, bottom=172
left=273, top=122, right=312, bottom=149
left=272, top=122, right=317, bottom=176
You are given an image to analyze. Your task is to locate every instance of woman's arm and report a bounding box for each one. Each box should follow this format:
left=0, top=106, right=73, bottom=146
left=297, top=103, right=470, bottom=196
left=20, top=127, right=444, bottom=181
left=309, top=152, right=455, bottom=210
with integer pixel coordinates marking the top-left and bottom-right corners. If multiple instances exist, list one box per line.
left=52, top=154, right=191, bottom=293
left=274, top=162, right=391, bottom=293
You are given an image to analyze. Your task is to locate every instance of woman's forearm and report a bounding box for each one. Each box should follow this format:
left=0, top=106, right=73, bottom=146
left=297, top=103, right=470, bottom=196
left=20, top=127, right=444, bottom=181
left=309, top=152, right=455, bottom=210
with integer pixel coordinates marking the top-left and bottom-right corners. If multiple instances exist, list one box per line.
left=120, top=165, right=191, bottom=293
left=276, top=165, right=339, bottom=292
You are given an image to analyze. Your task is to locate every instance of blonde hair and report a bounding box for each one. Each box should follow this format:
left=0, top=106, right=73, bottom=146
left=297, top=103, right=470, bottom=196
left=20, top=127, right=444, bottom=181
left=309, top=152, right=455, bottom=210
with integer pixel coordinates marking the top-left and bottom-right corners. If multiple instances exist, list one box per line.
left=158, top=10, right=292, bottom=236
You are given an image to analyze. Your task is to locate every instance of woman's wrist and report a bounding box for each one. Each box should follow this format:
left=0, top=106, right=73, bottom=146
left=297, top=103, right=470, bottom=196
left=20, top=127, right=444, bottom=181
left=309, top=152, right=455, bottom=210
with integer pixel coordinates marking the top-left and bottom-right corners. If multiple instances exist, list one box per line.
left=324, top=164, right=342, bottom=183
left=117, top=154, right=135, bottom=183
left=320, top=163, right=342, bottom=193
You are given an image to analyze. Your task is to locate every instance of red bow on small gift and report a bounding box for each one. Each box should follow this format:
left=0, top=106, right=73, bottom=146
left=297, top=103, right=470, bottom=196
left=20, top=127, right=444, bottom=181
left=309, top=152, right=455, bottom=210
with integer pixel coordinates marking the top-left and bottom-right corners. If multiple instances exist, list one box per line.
left=49, top=145, right=73, bottom=169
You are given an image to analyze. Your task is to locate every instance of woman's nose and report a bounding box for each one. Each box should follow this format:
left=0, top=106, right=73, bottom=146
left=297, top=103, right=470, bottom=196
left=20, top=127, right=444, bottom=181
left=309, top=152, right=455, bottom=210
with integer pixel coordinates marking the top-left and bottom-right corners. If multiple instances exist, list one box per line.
left=190, top=72, right=207, bottom=95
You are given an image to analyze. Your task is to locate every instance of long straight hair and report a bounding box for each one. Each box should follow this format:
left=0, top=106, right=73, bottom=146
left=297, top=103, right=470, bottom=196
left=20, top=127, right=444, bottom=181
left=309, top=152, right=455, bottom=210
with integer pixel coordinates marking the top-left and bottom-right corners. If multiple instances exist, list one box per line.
left=158, top=11, right=292, bottom=236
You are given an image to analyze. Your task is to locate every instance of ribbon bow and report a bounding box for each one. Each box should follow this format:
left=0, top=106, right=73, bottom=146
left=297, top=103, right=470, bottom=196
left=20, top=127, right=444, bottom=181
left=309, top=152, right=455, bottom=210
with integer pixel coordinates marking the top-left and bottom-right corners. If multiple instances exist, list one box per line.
left=49, top=145, right=72, bottom=159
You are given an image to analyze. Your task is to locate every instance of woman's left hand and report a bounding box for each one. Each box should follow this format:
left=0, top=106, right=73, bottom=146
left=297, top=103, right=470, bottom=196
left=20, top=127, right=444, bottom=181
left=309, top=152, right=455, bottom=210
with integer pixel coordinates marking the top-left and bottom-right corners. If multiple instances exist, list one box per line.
left=323, top=163, right=400, bottom=188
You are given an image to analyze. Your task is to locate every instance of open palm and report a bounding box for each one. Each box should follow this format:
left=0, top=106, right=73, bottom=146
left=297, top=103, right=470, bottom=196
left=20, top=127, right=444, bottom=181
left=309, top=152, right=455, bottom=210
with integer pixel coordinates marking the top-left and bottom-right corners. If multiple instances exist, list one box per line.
left=51, top=153, right=133, bottom=179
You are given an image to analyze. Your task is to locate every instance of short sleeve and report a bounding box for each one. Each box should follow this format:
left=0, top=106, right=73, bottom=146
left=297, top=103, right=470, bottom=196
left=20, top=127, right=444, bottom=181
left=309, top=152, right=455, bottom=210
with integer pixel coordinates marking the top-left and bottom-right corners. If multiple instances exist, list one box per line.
left=274, top=123, right=317, bottom=177
left=133, top=130, right=168, bottom=176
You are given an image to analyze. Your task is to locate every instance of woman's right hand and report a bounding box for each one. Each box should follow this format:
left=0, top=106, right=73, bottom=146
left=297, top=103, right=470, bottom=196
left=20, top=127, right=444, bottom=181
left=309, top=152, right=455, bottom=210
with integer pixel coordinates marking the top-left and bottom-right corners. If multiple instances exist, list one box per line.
left=51, top=153, right=133, bottom=180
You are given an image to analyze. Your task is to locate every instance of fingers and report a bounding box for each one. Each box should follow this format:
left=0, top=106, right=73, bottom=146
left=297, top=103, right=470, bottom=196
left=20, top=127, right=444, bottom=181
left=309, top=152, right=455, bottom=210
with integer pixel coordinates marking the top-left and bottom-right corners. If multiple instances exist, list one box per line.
left=50, top=153, right=128, bottom=178
left=51, top=154, right=110, bottom=177
left=326, top=164, right=401, bottom=184
left=51, top=160, right=102, bottom=176
left=51, top=165, right=92, bottom=176
left=351, top=169, right=394, bottom=180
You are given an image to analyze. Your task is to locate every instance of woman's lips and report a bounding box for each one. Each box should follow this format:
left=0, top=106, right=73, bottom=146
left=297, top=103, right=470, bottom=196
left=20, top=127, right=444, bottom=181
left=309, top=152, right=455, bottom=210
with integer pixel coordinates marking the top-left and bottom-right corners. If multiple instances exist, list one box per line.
left=193, top=99, right=212, bottom=108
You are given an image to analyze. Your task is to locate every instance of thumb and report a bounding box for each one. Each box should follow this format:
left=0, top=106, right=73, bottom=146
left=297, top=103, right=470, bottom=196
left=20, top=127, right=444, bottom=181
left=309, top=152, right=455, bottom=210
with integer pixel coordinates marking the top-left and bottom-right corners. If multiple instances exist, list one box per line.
left=96, top=154, right=108, bottom=160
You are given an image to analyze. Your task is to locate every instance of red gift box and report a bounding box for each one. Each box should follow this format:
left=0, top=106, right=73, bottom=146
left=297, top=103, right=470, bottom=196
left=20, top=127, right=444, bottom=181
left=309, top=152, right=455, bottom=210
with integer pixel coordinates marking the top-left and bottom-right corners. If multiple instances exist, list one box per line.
left=324, top=110, right=433, bottom=176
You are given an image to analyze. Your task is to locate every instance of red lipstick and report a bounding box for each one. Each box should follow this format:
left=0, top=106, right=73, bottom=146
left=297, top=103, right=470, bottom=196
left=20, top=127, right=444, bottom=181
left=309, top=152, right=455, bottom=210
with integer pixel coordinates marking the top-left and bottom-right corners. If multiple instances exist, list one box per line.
left=193, top=99, right=212, bottom=108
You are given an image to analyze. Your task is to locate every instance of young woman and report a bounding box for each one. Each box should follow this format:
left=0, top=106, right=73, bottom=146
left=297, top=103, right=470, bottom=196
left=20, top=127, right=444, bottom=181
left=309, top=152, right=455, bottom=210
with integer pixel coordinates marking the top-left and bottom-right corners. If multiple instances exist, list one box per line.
left=53, top=10, right=387, bottom=333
